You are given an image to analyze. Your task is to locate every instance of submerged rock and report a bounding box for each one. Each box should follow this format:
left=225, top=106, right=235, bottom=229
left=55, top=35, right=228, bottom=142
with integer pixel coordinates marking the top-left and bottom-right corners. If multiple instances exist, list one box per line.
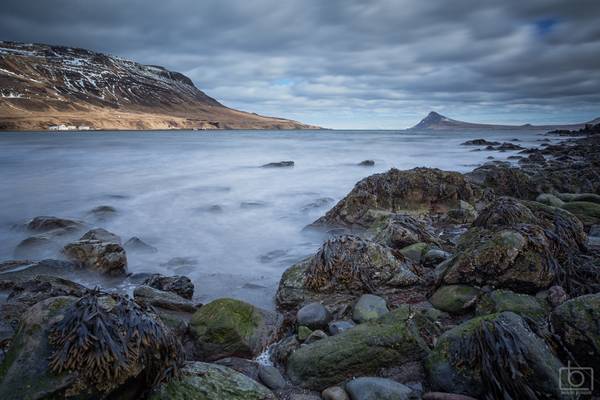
left=133, top=285, right=196, bottom=313
left=143, top=273, right=194, bottom=299
left=276, top=235, right=420, bottom=309
left=312, top=167, right=476, bottom=229
left=286, top=306, right=437, bottom=390
left=124, top=236, right=158, bottom=253
left=150, top=361, right=275, bottom=400
left=26, top=216, right=85, bottom=233
left=262, top=161, right=294, bottom=168
left=426, top=312, right=567, bottom=399
left=88, top=205, right=118, bottom=220
left=460, top=139, right=500, bottom=146
left=358, top=160, right=375, bottom=166
left=62, top=239, right=127, bottom=276
left=189, top=298, right=282, bottom=361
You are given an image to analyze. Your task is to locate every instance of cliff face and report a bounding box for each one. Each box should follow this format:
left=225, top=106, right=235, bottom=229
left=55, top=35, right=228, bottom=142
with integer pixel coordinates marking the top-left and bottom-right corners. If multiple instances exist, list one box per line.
left=0, top=41, right=319, bottom=131
left=409, top=111, right=600, bottom=131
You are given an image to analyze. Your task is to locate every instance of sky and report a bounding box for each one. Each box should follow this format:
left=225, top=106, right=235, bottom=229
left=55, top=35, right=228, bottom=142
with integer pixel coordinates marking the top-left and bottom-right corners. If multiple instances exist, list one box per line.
left=1, top=0, right=600, bottom=129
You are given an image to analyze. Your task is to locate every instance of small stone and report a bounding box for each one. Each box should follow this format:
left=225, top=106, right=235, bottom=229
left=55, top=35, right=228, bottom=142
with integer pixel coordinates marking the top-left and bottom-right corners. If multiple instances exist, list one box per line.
left=328, top=320, right=356, bottom=336
left=258, top=365, right=286, bottom=390
left=322, top=386, right=350, bottom=400
left=304, top=329, right=327, bottom=345
left=345, top=377, right=414, bottom=400
left=297, top=302, right=331, bottom=330
left=262, top=161, right=294, bottom=168
left=298, top=325, right=312, bottom=342
left=88, top=205, right=118, bottom=220
left=358, top=160, right=375, bottom=166
left=430, top=285, right=480, bottom=314
left=352, top=294, right=389, bottom=323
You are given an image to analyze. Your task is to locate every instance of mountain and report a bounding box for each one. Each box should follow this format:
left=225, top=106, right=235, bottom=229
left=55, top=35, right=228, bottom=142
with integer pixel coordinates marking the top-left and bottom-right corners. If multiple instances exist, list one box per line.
left=0, top=41, right=319, bottom=131
left=409, top=111, right=600, bottom=131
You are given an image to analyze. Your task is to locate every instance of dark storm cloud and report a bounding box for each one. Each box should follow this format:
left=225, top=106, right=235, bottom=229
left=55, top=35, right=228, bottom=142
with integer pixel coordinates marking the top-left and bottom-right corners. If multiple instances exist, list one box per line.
left=1, top=0, right=599, bottom=128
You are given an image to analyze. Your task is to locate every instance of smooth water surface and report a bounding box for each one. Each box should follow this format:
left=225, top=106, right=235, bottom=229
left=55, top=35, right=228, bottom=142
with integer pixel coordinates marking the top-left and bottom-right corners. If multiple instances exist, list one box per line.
left=0, top=129, right=554, bottom=308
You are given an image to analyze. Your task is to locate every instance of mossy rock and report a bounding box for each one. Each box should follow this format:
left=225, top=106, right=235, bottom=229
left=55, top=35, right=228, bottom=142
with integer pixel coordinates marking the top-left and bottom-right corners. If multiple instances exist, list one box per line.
left=561, top=201, right=600, bottom=226
left=551, top=293, right=600, bottom=369
left=286, top=305, right=437, bottom=390
left=426, top=312, right=568, bottom=398
left=429, top=285, right=480, bottom=314
left=150, top=361, right=275, bottom=400
left=399, top=242, right=429, bottom=263
left=476, top=289, right=547, bottom=324
left=557, top=192, right=600, bottom=204
left=535, top=193, right=564, bottom=207
left=190, top=298, right=282, bottom=361
left=0, top=296, right=78, bottom=400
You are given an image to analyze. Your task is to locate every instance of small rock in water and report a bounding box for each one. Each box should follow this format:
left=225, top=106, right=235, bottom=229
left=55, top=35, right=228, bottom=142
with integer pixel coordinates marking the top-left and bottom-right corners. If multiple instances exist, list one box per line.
left=26, top=216, right=85, bottom=233
left=133, top=285, right=196, bottom=312
left=345, top=377, right=415, bottom=400
left=161, top=256, right=198, bottom=267
left=328, top=320, right=355, bottom=336
left=81, top=228, right=121, bottom=244
left=352, top=294, right=389, bottom=323
left=259, top=249, right=289, bottom=263
left=207, top=204, right=224, bottom=213
left=358, top=160, right=375, bottom=166
left=88, top=205, right=118, bottom=220
left=62, top=239, right=127, bottom=276
left=124, top=237, right=158, bottom=253
left=297, top=302, right=331, bottom=330
left=301, top=197, right=335, bottom=212
left=14, top=236, right=55, bottom=259
left=322, top=386, right=350, bottom=400
left=461, top=139, right=500, bottom=146
left=262, top=161, right=294, bottom=168
left=143, top=273, right=194, bottom=299
left=258, top=365, right=286, bottom=390
left=241, top=201, right=268, bottom=208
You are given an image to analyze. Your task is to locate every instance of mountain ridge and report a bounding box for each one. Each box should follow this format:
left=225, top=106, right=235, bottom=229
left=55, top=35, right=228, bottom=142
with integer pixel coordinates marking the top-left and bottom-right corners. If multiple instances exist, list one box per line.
left=409, top=111, right=600, bottom=131
left=0, top=41, right=320, bottom=131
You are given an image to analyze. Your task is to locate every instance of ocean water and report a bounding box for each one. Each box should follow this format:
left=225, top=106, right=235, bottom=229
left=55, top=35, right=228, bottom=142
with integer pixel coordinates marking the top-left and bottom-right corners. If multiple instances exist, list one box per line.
left=0, top=129, right=555, bottom=309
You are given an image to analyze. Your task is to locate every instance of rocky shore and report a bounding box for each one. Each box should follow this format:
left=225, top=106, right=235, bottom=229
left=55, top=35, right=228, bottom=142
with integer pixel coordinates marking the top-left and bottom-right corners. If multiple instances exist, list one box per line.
left=1, top=124, right=600, bottom=399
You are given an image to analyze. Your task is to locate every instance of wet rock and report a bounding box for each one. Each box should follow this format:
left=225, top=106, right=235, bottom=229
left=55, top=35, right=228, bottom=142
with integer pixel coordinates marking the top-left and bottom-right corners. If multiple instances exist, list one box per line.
left=5, top=275, right=86, bottom=306
left=537, top=285, right=568, bottom=308
left=13, top=236, right=55, bottom=259
left=557, top=192, right=600, bottom=204
left=133, top=285, right=196, bottom=313
left=272, top=335, right=300, bottom=365
left=352, top=294, right=388, bottom=323
left=345, top=377, right=415, bottom=400
left=552, top=293, right=600, bottom=370
left=150, top=361, right=275, bottom=400
left=313, top=167, right=476, bottom=229
left=161, top=257, right=198, bottom=267
left=561, top=201, right=600, bottom=226
left=535, top=193, right=564, bottom=207
left=81, top=227, right=121, bottom=244
left=286, top=306, right=437, bottom=390
left=475, top=289, right=546, bottom=324
left=214, top=357, right=260, bottom=381
left=426, top=312, right=567, bottom=398
left=88, top=205, right=118, bottom=220
left=297, top=302, right=331, bottom=330
left=465, top=164, right=537, bottom=199
left=276, top=235, right=420, bottom=310
left=327, top=320, right=356, bottom=336
left=301, top=197, right=335, bottom=212
left=297, top=326, right=312, bottom=342
left=422, top=249, right=451, bottom=268
left=258, top=365, right=286, bottom=390
left=322, top=386, right=349, bottom=400
left=0, top=259, right=79, bottom=284
left=399, top=242, right=429, bottom=264
left=358, top=160, right=375, bottom=166
left=142, top=273, right=194, bottom=299
left=373, top=214, right=441, bottom=250
left=304, top=329, right=328, bottom=345
left=26, top=216, right=85, bottom=233
left=446, top=200, right=477, bottom=224
left=262, top=161, right=294, bottom=168
left=190, top=298, right=283, bottom=361
left=429, top=285, right=480, bottom=314
left=495, top=142, right=525, bottom=151
left=124, top=237, right=158, bottom=253
left=62, top=239, right=127, bottom=276
left=460, top=139, right=500, bottom=146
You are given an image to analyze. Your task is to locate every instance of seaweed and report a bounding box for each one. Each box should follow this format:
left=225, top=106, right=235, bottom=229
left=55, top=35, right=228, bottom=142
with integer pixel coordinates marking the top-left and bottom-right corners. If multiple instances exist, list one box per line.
left=48, top=289, right=183, bottom=394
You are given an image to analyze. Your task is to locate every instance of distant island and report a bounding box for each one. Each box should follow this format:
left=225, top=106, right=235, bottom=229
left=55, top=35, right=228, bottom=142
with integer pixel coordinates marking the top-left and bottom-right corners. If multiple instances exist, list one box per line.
left=0, top=41, right=320, bottom=131
left=409, top=111, right=600, bottom=131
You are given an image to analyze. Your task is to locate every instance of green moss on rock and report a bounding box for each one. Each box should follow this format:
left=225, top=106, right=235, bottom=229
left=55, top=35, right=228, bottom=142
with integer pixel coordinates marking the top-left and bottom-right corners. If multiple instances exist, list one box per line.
left=429, top=285, right=480, bottom=314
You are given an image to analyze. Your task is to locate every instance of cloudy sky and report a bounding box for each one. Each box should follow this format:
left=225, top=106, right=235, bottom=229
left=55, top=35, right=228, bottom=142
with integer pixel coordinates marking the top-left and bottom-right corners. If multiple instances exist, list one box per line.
left=2, top=0, right=600, bottom=129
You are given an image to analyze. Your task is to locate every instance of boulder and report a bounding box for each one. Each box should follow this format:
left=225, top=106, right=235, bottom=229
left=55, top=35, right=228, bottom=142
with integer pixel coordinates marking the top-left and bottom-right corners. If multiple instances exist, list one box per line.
left=557, top=192, right=600, bottom=204
left=465, top=164, right=537, bottom=200
left=476, top=289, right=547, bottom=325
left=422, top=249, right=451, bottom=268
left=429, top=285, right=480, bottom=314
left=297, top=302, right=331, bottom=330
left=561, top=201, right=600, bottom=226
left=14, top=236, right=56, bottom=259
left=313, top=167, right=477, bottom=229
left=133, top=285, right=196, bottom=313
left=399, top=242, right=429, bottom=264
left=373, top=214, right=441, bottom=250
left=258, top=365, right=286, bottom=390
left=62, top=239, right=127, bottom=276
left=26, top=216, right=85, bottom=233
left=322, top=386, right=349, bottom=400
left=190, top=298, right=282, bottom=361
left=345, top=377, right=415, bottom=400
left=535, top=193, right=564, bottom=208
left=551, top=293, right=600, bottom=369
left=124, top=237, right=158, bottom=253
left=426, top=312, right=567, bottom=399
left=80, top=228, right=121, bottom=244
left=352, top=294, right=388, bottom=323
left=276, top=236, right=420, bottom=309
left=150, top=361, right=275, bottom=400
left=143, top=274, right=194, bottom=299
left=286, top=306, right=437, bottom=390
left=4, top=275, right=86, bottom=306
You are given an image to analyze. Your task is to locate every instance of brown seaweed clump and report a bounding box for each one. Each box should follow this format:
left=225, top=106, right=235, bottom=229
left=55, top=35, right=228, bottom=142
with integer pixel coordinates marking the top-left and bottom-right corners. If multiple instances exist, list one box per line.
left=48, top=289, right=184, bottom=395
